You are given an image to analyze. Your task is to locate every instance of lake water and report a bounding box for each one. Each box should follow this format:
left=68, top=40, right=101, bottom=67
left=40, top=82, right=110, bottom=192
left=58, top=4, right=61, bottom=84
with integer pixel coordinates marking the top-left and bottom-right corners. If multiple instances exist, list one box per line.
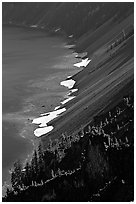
left=2, top=25, right=78, bottom=187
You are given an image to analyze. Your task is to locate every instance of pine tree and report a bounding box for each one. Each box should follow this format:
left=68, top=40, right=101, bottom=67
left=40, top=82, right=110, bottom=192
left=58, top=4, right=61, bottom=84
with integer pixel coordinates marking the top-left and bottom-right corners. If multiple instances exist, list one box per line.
left=24, top=162, right=31, bottom=186
left=38, top=143, right=44, bottom=166
left=11, top=160, right=22, bottom=191
left=31, top=150, right=38, bottom=182
left=6, top=188, right=11, bottom=197
left=37, top=143, right=44, bottom=181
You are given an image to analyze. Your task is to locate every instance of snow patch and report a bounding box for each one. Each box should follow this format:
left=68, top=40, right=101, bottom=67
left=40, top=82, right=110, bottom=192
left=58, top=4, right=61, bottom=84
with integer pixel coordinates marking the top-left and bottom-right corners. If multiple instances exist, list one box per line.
left=32, top=108, right=66, bottom=137
left=60, top=79, right=76, bottom=89
left=32, top=108, right=66, bottom=128
left=54, top=106, right=60, bottom=110
left=75, top=52, right=88, bottom=58
left=74, top=53, right=79, bottom=58
left=34, top=126, right=54, bottom=137
left=64, top=44, right=75, bottom=49
left=55, top=28, right=61, bottom=32
left=30, top=25, right=38, bottom=28
left=68, top=89, right=78, bottom=95
left=69, top=34, right=73, bottom=38
left=74, top=58, right=91, bottom=68
left=40, top=112, right=50, bottom=116
left=67, top=75, right=72, bottom=79
left=61, top=96, right=75, bottom=105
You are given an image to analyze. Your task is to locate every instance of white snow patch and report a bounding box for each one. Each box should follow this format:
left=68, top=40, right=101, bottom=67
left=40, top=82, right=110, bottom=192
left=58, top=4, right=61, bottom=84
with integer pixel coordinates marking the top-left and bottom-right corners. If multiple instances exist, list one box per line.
left=67, top=75, right=72, bottom=79
left=33, top=108, right=66, bottom=137
left=64, top=44, right=75, bottom=49
left=40, top=112, right=50, bottom=116
left=32, top=108, right=66, bottom=128
left=30, top=25, right=38, bottom=28
left=122, top=179, right=125, bottom=184
left=69, top=34, right=73, bottom=38
left=68, top=89, right=78, bottom=95
left=73, top=52, right=79, bottom=58
left=60, top=79, right=76, bottom=89
left=61, top=96, right=75, bottom=105
left=74, top=58, right=91, bottom=68
left=54, top=106, right=60, bottom=110
left=75, top=52, right=88, bottom=58
left=55, top=28, right=61, bottom=32
left=34, top=126, right=54, bottom=137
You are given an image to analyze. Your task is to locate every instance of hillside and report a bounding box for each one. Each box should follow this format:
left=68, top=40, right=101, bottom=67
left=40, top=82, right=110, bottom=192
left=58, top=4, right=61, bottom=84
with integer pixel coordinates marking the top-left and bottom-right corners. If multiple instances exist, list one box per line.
left=2, top=2, right=134, bottom=202
left=2, top=2, right=133, bottom=39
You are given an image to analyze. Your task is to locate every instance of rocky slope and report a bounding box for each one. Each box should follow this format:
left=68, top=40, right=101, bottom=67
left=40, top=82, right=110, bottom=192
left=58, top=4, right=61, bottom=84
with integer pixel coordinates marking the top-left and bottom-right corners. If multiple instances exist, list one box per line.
left=3, top=2, right=133, bottom=144
left=2, top=2, right=133, bottom=39
left=2, top=2, right=134, bottom=202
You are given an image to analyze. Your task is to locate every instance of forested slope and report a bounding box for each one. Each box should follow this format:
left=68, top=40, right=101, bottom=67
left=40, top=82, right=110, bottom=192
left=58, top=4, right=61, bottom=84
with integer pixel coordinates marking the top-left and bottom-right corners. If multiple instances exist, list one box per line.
left=2, top=2, right=134, bottom=202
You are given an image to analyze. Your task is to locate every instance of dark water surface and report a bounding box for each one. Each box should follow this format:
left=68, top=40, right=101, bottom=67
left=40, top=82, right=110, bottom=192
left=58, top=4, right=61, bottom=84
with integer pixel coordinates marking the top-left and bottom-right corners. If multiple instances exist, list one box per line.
left=2, top=25, right=77, bottom=186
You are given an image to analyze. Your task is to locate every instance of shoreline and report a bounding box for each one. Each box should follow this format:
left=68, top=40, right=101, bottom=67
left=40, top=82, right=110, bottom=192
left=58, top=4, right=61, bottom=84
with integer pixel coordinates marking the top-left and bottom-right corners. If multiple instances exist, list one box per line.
left=31, top=56, right=91, bottom=138
left=2, top=22, right=73, bottom=44
left=2, top=26, right=84, bottom=194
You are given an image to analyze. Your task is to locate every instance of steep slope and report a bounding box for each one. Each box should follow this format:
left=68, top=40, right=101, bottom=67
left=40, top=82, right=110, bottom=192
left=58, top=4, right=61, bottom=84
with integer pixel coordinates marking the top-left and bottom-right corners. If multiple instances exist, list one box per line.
left=42, top=31, right=134, bottom=146
left=2, top=1, right=134, bottom=161
left=2, top=2, right=133, bottom=39
left=2, top=3, right=134, bottom=202
left=2, top=0, right=134, bottom=164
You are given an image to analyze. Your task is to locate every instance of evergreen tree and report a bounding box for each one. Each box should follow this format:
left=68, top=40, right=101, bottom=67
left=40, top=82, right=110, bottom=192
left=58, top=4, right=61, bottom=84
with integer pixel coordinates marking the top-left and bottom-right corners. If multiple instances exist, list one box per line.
left=24, top=162, right=31, bottom=186
left=6, top=188, right=11, bottom=197
left=11, top=160, right=22, bottom=191
left=37, top=143, right=44, bottom=181
left=31, top=150, right=38, bottom=182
